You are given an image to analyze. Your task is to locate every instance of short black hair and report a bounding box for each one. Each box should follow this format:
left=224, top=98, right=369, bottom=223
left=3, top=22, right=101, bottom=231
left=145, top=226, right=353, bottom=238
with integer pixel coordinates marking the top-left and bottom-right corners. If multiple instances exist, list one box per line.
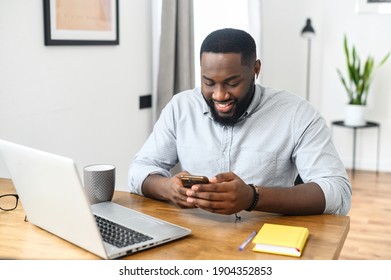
left=200, top=28, right=256, bottom=66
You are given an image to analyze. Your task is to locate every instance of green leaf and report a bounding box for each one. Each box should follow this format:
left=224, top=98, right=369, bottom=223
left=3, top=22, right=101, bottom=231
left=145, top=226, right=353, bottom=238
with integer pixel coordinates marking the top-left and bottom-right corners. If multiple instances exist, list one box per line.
left=337, top=69, right=353, bottom=102
left=337, top=35, right=390, bottom=105
left=379, top=52, right=391, bottom=67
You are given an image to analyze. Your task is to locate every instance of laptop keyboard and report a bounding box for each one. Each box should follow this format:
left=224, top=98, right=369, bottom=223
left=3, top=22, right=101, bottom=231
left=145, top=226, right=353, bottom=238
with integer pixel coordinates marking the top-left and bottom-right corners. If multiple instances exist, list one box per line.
left=94, top=215, right=153, bottom=248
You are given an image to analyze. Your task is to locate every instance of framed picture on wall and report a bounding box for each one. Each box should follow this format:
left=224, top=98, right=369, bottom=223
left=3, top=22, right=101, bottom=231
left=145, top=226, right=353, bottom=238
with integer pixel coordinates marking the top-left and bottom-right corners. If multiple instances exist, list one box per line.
left=356, top=0, right=391, bottom=14
left=43, top=0, right=119, bottom=45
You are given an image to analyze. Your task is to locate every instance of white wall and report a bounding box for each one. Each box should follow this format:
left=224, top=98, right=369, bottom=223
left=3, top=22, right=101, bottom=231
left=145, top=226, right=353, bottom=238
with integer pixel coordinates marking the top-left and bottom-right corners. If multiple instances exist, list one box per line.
left=0, top=0, right=153, bottom=191
left=261, top=0, right=391, bottom=172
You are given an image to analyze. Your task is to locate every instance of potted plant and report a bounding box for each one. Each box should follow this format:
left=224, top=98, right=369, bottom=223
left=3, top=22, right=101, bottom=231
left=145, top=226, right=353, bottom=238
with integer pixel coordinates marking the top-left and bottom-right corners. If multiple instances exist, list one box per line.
left=337, top=34, right=390, bottom=126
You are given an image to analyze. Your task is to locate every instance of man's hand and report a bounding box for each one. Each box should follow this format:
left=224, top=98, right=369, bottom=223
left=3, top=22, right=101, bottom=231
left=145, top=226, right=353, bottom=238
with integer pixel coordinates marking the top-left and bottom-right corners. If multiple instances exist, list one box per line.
left=185, top=172, right=253, bottom=215
left=168, top=171, right=200, bottom=208
left=142, top=172, right=198, bottom=209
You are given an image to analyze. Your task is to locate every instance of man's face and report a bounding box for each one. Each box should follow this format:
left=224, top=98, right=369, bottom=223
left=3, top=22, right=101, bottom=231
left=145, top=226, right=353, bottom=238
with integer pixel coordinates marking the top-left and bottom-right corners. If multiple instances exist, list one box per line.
left=200, top=52, right=259, bottom=126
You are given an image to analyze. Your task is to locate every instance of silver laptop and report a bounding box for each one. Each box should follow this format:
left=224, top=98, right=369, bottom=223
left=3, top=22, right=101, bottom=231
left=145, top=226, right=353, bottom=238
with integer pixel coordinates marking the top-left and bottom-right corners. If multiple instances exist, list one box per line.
left=0, top=139, right=191, bottom=259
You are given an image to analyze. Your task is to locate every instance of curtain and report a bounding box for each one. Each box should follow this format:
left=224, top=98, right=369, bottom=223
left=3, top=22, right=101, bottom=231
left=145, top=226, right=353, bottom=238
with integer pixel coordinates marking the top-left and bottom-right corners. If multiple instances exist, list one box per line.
left=152, top=0, right=195, bottom=124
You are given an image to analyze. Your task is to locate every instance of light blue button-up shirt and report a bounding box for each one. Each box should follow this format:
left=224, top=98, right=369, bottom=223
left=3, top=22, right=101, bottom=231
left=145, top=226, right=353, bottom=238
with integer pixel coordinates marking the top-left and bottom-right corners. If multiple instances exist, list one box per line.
left=128, top=85, right=352, bottom=215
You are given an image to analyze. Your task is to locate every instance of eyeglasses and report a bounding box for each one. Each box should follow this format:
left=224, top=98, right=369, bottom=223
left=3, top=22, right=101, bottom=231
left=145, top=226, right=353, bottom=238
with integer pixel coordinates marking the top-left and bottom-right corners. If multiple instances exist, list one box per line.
left=0, top=194, right=19, bottom=211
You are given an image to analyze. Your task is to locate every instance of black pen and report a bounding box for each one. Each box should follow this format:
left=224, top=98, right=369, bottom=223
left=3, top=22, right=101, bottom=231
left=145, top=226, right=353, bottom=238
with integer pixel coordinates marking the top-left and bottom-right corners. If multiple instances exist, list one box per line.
left=238, top=230, right=257, bottom=251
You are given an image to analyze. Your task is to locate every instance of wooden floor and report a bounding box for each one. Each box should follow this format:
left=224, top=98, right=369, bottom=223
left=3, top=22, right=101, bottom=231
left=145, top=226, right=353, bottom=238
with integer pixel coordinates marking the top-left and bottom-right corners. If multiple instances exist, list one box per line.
left=338, top=170, right=391, bottom=260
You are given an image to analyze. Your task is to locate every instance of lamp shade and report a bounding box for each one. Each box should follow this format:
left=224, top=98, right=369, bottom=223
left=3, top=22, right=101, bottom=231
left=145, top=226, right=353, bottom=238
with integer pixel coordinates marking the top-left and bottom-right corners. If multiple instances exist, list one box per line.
left=301, top=18, right=315, bottom=39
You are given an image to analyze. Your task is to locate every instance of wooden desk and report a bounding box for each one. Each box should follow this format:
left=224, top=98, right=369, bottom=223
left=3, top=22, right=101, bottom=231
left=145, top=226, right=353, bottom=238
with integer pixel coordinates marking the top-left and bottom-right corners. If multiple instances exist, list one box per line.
left=0, top=178, right=350, bottom=260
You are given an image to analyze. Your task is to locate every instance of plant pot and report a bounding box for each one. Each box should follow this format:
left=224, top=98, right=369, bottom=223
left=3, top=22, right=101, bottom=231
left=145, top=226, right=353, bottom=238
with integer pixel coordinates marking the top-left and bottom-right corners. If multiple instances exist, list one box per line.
left=344, top=104, right=366, bottom=126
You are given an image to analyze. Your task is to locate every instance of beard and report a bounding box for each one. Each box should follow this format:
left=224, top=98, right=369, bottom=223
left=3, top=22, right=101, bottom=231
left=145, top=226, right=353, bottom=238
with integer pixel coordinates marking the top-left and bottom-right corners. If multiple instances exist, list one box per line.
left=206, top=82, right=255, bottom=127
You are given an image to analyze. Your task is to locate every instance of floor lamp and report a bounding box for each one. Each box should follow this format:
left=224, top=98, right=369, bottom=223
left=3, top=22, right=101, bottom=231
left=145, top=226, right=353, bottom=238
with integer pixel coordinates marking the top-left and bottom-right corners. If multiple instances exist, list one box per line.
left=301, top=18, right=316, bottom=101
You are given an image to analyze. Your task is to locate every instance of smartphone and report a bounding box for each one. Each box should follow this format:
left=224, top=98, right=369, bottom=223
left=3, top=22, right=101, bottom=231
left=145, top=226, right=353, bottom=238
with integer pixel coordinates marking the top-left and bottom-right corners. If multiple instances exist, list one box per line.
left=179, top=175, right=209, bottom=188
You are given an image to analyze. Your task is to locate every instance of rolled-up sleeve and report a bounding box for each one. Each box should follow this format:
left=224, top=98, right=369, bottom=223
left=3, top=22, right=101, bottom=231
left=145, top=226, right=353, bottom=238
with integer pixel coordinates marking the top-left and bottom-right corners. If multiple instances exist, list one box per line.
left=292, top=101, right=352, bottom=215
left=128, top=163, right=171, bottom=195
left=314, top=177, right=352, bottom=215
left=128, top=97, right=180, bottom=195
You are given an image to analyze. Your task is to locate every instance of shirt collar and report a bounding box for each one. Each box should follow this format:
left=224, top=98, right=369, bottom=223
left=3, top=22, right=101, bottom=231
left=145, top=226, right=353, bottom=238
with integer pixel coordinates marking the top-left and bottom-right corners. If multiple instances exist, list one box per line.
left=242, top=84, right=262, bottom=119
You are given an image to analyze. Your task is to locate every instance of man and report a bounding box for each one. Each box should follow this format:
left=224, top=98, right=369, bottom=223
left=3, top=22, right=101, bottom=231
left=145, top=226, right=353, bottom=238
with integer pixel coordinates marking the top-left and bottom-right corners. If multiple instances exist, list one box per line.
left=128, top=28, right=351, bottom=216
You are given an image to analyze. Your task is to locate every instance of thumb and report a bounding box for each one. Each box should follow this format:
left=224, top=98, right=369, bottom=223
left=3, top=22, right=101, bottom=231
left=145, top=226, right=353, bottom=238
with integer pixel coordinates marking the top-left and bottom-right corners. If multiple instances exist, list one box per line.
left=211, top=172, right=236, bottom=183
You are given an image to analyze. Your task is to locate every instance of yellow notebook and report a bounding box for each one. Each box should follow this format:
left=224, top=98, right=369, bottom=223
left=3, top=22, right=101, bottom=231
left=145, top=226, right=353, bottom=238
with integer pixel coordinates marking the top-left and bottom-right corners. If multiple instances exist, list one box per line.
left=252, top=223, right=309, bottom=257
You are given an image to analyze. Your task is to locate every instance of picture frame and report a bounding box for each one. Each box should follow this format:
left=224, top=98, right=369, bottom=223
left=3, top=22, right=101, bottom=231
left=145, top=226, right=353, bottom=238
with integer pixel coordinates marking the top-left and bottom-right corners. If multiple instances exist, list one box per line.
left=356, top=0, right=391, bottom=14
left=43, top=0, right=119, bottom=46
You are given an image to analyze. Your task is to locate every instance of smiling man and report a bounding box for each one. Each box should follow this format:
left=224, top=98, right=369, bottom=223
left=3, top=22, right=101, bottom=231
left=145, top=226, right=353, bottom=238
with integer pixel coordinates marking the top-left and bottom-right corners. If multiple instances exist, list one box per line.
left=202, top=51, right=258, bottom=126
left=128, top=28, right=352, bottom=216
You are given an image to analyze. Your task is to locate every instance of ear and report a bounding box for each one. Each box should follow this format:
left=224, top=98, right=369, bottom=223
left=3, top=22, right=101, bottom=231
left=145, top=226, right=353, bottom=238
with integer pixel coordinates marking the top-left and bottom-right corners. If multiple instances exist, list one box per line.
left=254, top=59, right=261, bottom=79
